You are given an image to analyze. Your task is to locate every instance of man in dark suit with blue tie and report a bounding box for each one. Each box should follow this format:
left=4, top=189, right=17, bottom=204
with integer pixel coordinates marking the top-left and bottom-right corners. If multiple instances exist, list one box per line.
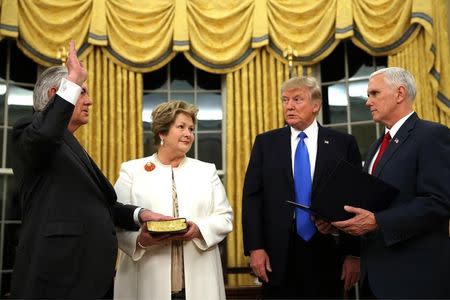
left=333, top=67, right=450, bottom=299
left=242, top=76, right=362, bottom=298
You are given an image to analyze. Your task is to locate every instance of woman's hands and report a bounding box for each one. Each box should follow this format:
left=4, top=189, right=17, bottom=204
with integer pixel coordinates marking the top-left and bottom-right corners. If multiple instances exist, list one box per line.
left=163, top=221, right=203, bottom=242
left=136, top=220, right=203, bottom=249
left=136, top=224, right=171, bottom=248
left=174, top=221, right=203, bottom=241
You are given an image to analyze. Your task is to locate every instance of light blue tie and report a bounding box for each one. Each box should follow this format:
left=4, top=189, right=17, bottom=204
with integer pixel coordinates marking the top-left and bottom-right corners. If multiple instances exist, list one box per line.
left=294, top=132, right=316, bottom=241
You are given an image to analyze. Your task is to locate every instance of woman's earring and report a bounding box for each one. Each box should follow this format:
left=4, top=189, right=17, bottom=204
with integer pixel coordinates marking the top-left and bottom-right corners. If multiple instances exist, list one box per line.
left=160, top=139, right=164, bottom=146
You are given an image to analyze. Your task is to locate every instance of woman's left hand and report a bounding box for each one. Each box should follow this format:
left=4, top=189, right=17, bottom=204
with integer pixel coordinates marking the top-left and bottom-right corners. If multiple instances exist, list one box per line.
left=170, top=221, right=203, bottom=241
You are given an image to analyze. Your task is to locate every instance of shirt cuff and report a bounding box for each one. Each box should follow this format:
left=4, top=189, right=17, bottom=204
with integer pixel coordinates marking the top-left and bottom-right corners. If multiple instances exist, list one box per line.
left=133, top=207, right=143, bottom=226
left=56, top=78, right=82, bottom=105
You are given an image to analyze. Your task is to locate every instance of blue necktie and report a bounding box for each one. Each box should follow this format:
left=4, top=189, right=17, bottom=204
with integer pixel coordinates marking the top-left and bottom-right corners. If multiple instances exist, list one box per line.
left=294, top=132, right=316, bottom=241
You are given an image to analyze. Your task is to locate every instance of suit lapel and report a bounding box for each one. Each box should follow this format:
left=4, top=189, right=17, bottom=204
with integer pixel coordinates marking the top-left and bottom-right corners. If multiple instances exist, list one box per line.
left=63, top=131, right=116, bottom=203
left=372, top=113, right=418, bottom=177
left=312, top=125, right=333, bottom=195
left=280, top=127, right=295, bottom=188
left=89, top=157, right=117, bottom=203
left=63, top=131, right=103, bottom=187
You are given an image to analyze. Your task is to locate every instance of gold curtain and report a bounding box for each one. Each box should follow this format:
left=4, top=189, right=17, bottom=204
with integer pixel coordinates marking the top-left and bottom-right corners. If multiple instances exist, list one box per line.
left=183, top=0, right=258, bottom=73
left=389, top=31, right=450, bottom=126
left=1, top=0, right=265, bottom=73
left=75, top=47, right=143, bottom=182
left=267, top=0, right=340, bottom=65
left=15, top=0, right=93, bottom=65
left=102, top=0, right=176, bottom=72
left=225, top=46, right=312, bottom=285
left=351, top=0, right=421, bottom=55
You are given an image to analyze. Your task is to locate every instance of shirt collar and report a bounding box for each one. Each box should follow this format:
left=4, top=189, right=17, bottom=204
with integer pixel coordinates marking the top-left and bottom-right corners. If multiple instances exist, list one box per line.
left=385, top=111, right=414, bottom=138
left=290, top=119, right=318, bottom=140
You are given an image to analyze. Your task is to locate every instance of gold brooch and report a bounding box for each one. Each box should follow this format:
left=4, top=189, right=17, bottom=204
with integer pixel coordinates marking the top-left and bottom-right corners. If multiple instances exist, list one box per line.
left=144, top=162, right=155, bottom=172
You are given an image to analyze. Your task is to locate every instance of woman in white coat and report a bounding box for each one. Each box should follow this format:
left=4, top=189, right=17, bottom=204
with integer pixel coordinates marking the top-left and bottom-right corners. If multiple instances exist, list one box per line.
left=113, top=100, right=233, bottom=300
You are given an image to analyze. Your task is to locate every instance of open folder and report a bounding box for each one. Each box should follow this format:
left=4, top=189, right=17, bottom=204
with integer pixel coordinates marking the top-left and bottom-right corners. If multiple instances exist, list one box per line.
left=287, top=159, right=399, bottom=222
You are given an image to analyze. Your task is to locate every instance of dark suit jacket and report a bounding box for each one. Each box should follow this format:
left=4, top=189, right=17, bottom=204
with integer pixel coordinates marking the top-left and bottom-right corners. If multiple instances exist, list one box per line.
left=242, top=124, right=361, bottom=286
left=362, top=113, right=450, bottom=299
left=10, top=96, right=139, bottom=299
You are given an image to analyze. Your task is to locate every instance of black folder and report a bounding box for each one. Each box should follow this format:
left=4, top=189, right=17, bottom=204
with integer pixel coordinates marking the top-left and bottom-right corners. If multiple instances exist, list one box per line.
left=287, top=159, right=399, bottom=222
left=286, top=201, right=333, bottom=223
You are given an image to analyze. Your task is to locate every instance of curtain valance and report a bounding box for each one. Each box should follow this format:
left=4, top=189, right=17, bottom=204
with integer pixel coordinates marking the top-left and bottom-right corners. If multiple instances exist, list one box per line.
left=0, top=0, right=436, bottom=68
left=0, top=0, right=448, bottom=112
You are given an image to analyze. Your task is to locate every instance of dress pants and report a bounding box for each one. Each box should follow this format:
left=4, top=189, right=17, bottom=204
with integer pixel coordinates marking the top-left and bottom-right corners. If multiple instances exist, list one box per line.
left=101, top=279, right=114, bottom=299
left=262, top=223, right=342, bottom=299
left=360, top=275, right=376, bottom=299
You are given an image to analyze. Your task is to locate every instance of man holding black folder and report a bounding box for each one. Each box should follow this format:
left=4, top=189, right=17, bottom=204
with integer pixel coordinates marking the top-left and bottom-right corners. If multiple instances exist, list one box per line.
left=333, top=67, right=450, bottom=299
left=242, top=76, right=362, bottom=298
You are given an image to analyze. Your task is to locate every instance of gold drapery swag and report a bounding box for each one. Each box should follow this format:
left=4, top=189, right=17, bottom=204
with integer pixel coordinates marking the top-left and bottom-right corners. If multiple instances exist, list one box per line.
left=1, top=0, right=449, bottom=280
left=1, top=0, right=448, bottom=121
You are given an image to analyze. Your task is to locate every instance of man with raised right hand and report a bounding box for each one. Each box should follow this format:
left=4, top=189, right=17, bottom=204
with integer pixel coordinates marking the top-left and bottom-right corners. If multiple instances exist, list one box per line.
left=10, top=41, right=163, bottom=299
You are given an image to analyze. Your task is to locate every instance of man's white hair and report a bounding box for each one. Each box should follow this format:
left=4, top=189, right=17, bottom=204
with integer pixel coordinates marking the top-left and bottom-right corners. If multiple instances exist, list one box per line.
left=370, top=67, right=416, bottom=101
left=33, top=66, right=68, bottom=111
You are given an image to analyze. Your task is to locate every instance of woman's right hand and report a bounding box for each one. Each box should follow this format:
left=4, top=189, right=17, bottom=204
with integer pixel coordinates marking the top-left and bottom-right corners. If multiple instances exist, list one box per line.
left=136, top=224, right=171, bottom=248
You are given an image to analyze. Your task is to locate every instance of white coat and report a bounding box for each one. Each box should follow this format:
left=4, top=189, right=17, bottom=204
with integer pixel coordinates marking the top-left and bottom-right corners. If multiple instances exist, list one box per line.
left=113, top=154, right=233, bottom=300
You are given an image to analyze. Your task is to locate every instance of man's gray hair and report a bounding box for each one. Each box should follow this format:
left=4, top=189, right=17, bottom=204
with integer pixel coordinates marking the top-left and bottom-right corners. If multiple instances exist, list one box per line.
left=281, top=76, right=322, bottom=101
left=370, top=67, right=416, bottom=101
left=33, top=66, right=68, bottom=111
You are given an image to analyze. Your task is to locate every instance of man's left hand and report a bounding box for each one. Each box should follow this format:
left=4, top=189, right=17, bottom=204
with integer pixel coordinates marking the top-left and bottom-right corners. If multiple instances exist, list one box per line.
left=332, top=205, right=378, bottom=236
left=341, top=256, right=360, bottom=291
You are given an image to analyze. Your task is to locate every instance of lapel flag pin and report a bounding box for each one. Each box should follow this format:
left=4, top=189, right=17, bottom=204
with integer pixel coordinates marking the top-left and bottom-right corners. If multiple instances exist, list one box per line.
left=394, top=138, right=399, bottom=144
left=144, top=162, right=156, bottom=172
left=324, top=140, right=329, bottom=144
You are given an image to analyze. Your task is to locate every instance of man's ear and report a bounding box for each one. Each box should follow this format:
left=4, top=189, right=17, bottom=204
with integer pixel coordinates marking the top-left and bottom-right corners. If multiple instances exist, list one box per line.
left=47, top=87, right=57, bottom=98
left=396, top=86, right=407, bottom=103
left=313, top=99, right=322, bottom=114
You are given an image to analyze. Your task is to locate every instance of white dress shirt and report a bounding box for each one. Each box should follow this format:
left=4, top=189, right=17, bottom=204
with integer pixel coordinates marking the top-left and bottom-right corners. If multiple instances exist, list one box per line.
left=56, top=77, right=81, bottom=105
left=290, top=120, right=318, bottom=179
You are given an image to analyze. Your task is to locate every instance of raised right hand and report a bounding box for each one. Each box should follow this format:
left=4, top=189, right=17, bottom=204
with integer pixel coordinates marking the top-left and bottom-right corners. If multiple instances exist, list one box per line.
left=66, top=40, right=87, bottom=86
